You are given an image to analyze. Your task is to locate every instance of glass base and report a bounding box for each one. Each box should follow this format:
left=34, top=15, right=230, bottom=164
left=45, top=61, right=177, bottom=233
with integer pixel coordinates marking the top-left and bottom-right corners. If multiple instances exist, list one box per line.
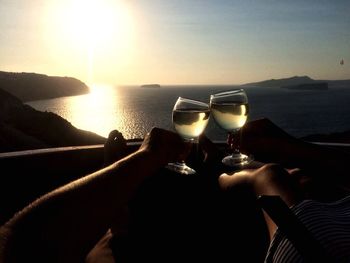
left=165, top=162, right=196, bottom=175
left=222, top=153, right=253, bottom=167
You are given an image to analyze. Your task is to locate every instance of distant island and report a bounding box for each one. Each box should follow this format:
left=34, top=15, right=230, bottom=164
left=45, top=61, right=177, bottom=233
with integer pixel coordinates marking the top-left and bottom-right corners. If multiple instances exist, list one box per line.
left=140, top=84, right=161, bottom=88
left=281, top=82, right=328, bottom=91
left=242, top=76, right=315, bottom=88
left=242, top=75, right=350, bottom=89
left=0, top=71, right=89, bottom=102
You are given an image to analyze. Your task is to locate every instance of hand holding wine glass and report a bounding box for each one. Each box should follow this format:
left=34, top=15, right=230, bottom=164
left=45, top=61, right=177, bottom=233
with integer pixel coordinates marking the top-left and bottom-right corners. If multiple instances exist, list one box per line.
left=166, top=97, right=210, bottom=175
left=210, top=89, right=253, bottom=167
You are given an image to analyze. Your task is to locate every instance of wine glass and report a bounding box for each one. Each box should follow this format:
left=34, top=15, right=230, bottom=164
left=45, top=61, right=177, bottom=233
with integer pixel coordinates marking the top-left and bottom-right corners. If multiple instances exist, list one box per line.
left=166, top=97, right=210, bottom=175
left=210, top=89, right=253, bottom=167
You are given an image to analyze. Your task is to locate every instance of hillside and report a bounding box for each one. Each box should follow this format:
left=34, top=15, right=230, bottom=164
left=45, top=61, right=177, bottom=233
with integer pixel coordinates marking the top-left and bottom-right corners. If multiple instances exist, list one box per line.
left=0, top=71, right=89, bottom=102
left=242, top=76, right=315, bottom=87
left=0, top=87, right=106, bottom=152
left=242, top=76, right=350, bottom=88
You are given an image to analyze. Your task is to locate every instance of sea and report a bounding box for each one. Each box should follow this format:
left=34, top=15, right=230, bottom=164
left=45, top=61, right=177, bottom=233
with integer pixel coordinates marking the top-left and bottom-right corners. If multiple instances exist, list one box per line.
left=26, top=85, right=350, bottom=142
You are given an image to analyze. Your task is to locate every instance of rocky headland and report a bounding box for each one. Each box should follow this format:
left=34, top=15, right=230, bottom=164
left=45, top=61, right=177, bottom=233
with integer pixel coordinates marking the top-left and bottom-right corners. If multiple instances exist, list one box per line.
left=0, top=71, right=89, bottom=102
left=0, top=87, right=106, bottom=153
left=242, top=75, right=350, bottom=89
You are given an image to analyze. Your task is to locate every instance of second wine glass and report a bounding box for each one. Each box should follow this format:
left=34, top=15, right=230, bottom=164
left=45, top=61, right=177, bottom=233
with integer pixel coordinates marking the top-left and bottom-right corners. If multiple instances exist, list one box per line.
left=210, top=89, right=253, bottom=167
left=166, top=97, right=210, bottom=175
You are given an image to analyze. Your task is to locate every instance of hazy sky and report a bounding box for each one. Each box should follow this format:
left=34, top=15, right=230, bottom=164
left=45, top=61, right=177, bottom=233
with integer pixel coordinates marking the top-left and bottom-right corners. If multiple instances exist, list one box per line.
left=1, top=0, right=349, bottom=85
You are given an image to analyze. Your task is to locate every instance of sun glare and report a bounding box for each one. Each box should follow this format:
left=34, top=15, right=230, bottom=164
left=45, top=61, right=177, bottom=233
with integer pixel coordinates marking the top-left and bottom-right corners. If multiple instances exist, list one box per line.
left=65, top=0, right=129, bottom=48
left=45, top=0, right=134, bottom=83
left=69, top=84, right=120, bottom=137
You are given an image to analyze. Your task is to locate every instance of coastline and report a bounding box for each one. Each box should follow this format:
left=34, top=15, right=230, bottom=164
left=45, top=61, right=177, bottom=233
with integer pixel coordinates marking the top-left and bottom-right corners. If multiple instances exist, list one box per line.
left=0, top=71, right=90, bottom=102
left=0, top=87, right=106, bottom=153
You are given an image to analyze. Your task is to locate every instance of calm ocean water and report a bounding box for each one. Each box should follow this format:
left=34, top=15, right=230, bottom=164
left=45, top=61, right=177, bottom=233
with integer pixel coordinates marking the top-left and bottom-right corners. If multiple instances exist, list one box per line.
left=27, top=85, right=350, bottom=141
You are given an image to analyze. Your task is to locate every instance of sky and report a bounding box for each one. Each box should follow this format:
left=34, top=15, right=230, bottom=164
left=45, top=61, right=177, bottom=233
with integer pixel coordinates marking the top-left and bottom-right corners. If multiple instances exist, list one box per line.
left=0, top=0, right=349, bottom=85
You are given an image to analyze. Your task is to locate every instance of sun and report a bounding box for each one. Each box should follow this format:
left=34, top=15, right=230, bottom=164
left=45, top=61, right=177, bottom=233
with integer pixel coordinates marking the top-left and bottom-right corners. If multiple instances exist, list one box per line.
left=65, top=0, right=129, bottom=48
left=45, top=0, right=134, bottom=83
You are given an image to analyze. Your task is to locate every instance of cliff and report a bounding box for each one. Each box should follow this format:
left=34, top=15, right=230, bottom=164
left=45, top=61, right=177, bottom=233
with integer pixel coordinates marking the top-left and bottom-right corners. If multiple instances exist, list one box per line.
left=242, top=76, right=350, bottom=89
left=243, top=76, right=315, bottom=88
left=0, top=88, right=106, bottom=153
left=0, top=71, right=89, bottom=102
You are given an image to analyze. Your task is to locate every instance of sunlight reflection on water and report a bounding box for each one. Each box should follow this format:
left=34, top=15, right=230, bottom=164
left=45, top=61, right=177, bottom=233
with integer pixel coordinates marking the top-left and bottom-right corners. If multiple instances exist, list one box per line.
left=27, top=85, right=350, bottom=141
left=27, top=84, right=177, bottom=139
left=68, top=84, right=120, bottom=138
left=61, top=84, right=162, bottom=139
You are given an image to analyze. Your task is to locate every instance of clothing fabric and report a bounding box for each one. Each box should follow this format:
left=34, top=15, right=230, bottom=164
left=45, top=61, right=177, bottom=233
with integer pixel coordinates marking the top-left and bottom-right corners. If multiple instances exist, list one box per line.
left=265, top=195, right=350, bottom=263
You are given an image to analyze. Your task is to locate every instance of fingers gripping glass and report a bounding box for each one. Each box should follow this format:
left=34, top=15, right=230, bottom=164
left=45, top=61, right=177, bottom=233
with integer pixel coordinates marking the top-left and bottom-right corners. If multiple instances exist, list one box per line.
left=210, top=89, right=253, bottom=167
left=166, top=97, right=210, bottom=175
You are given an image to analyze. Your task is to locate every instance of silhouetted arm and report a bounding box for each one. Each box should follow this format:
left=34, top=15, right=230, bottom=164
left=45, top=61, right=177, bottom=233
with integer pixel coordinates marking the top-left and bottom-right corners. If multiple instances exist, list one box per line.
left=239, top=118, right=350, bottom=188
left=0, top=128, right=189, bottom=263
left=220, top=118, right=350, bottom=240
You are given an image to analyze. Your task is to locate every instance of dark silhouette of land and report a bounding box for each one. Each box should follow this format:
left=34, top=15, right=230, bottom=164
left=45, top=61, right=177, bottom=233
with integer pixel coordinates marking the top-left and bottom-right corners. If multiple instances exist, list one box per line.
left=0, top=87, right=105, bottom=153
left=242, top=75, right=350, bottom=89
left=141, top=84, right=161, bottom=88
left=0, top=71, right=89, bottom=102
left=281, top=82, right=328, bottom=90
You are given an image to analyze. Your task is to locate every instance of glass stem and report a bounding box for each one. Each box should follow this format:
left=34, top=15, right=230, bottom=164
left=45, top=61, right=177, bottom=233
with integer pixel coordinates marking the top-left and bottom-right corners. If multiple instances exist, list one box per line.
left=183, top=137, right=196, bottom=164
left=193, top=139, right=200, bottom=165
left=227, top=130, right=240, bottom=154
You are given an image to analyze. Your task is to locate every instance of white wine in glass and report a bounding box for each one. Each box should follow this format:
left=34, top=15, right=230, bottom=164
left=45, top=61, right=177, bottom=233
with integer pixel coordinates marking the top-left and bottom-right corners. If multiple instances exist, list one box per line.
left=210, top=89, right=253, bottom=167
left=166, top=97, right=210, bottom=175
